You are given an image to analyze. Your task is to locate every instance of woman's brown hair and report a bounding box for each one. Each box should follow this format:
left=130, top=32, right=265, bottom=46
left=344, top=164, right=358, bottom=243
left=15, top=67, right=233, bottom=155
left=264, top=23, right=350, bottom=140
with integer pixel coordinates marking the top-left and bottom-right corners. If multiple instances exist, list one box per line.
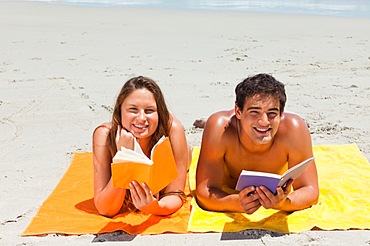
left=109, top=76, right=172, bottom=154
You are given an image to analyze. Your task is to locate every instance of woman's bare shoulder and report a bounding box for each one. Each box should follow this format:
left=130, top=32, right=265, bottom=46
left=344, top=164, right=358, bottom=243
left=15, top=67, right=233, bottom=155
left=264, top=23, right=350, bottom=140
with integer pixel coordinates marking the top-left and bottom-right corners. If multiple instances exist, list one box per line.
left=169, top=114, right=185, bottom=134
left=93, top=122, right=112, bottom=139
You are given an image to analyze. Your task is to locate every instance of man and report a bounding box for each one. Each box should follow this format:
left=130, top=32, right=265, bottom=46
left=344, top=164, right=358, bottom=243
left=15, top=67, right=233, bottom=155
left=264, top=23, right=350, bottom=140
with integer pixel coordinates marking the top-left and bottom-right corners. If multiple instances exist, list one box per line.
left=195, top=73, right=319, bottom=214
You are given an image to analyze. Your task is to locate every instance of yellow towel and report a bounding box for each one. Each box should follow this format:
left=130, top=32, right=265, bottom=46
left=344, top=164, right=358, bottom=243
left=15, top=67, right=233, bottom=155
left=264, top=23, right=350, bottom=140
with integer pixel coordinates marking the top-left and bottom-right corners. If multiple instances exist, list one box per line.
left=188, top=144, right=370, bottom=233
left=22, top=152, right=191, bottom=236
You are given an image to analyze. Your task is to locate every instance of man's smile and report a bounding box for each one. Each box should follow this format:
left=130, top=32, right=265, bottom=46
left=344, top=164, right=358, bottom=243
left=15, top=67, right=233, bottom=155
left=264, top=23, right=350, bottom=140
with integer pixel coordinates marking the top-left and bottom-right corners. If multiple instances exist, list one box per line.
left=254, top=127, right=271, bottom=134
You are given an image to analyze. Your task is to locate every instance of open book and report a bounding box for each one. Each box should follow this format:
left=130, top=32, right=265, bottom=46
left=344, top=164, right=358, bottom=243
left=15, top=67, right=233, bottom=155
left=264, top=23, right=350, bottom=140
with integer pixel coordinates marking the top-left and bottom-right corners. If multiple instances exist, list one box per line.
left=235, top=157, right=315, bottom=193
left=111, top=136, right=178, bottom=194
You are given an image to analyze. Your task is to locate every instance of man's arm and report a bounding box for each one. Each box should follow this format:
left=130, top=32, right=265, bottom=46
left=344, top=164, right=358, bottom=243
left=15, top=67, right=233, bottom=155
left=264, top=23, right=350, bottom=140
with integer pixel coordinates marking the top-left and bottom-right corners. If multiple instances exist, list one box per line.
left=195, top=111, right=260, bottom=213
left=257, top=113, right=319, bottom=211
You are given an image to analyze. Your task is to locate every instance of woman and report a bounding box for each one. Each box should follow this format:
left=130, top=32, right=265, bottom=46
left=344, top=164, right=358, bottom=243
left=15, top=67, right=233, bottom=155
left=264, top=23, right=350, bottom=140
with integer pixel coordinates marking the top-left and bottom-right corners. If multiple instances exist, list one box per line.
left=93, top=76, right=189, bottom=217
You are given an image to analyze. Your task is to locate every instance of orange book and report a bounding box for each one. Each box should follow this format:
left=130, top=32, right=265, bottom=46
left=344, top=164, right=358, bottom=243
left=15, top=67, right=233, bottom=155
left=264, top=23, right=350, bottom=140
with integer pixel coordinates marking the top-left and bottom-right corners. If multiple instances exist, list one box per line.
left=111, top=136, right=178, bottom=194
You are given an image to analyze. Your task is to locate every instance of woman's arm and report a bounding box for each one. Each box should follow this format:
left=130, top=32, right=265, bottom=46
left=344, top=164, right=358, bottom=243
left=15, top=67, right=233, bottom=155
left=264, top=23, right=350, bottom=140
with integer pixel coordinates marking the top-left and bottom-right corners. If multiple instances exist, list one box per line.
left=93, top=124, right=127, bottom=217
left=160, top=115, right=189, bottom=213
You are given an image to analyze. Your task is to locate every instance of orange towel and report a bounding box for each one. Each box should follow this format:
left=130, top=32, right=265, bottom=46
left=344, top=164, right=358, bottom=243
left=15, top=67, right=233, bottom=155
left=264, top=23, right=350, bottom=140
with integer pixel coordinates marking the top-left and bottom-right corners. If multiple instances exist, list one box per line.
left=22, top=152, right=191, bottom=236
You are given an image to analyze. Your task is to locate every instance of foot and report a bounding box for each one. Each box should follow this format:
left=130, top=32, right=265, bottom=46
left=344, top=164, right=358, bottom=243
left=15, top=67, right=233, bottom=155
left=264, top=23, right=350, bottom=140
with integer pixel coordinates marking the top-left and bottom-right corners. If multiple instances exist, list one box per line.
left=193, top=117, right=207, bottom=129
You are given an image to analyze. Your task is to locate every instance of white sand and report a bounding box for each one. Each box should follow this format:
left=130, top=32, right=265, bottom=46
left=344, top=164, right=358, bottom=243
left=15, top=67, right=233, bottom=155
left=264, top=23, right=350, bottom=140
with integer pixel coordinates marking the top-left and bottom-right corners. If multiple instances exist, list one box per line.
left=1, top=1, right=370, bottom=245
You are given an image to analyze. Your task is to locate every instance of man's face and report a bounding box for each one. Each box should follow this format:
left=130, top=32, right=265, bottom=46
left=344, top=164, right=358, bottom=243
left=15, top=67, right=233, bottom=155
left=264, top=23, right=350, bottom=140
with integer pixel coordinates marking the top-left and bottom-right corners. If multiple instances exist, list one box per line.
left=235, top=94, right=281, bottom=145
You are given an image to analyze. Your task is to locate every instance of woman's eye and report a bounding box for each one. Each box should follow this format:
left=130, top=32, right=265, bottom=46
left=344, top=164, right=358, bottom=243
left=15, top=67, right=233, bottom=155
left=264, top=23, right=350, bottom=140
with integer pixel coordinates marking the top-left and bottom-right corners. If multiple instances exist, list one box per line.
left=145, top=109, right=155, bottom=114
left=128, top=108, right=138, bottom=113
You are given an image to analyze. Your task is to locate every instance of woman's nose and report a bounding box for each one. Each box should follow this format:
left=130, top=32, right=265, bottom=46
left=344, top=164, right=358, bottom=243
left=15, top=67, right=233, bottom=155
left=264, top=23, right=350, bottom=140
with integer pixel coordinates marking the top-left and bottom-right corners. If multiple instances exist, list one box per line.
left=137, top=110, right=146, bottom=121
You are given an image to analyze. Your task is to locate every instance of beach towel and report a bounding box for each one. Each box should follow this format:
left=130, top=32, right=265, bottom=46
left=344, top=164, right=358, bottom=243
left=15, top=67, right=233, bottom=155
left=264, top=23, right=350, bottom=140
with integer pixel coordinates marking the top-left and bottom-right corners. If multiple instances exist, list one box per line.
left=23, top=143, right=370, bottom=236
left=188, top=143, right=370, bottom=233
left=22, top=152, right=191, bottom=236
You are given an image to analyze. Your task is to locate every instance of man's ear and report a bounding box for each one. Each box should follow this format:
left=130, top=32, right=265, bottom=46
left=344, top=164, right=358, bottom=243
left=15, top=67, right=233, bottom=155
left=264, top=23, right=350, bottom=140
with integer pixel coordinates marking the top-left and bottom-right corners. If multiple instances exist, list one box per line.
left=235, top=104, right=242, bottom=119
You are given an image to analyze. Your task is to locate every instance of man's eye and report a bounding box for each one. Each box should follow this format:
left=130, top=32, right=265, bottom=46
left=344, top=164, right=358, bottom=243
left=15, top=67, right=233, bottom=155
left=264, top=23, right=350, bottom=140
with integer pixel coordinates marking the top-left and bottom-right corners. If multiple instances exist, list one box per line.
left=268, top=113, right=278, bottom=119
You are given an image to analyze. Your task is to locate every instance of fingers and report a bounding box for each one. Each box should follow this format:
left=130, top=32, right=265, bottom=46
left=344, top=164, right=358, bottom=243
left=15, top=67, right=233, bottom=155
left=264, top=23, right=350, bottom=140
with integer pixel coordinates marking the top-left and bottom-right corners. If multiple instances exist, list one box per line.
left=257, top=186, right=287, bottom=209
left=256, top=186, right=273, bottom=208
left=115, top=125, right=122, bottom=147
left=240, top=198, right=261, bottom=214
left=240, top=184, right=291, bottom=212
left=282, top=179, right=294, bottom=194
left=130, top=181, right=149, bottom=202
left=129, top=181, right=155, bottom=210
left=129, top=181, right=143, bottom=200
left=239, top=186, right=261, bottom=214
left=239, top=186, right=257, bottom=197
left=140, top=182, right=153, bottom=199
left=115, top=126, right=135, bottom=150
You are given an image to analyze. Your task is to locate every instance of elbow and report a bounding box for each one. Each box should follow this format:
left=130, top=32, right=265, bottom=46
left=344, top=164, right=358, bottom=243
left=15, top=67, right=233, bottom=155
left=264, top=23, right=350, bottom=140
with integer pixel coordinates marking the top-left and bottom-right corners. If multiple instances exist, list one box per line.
left=195, top=188, right=210, bottom=211
left=97, top=208, right=118, bottom=218
left=94, top=198, right=119, bottom=218
left=305, top=186, right=320, bottom=208
left=311, top=183, right=320, bottom=205
left=311, top=189, right=320, bottom=206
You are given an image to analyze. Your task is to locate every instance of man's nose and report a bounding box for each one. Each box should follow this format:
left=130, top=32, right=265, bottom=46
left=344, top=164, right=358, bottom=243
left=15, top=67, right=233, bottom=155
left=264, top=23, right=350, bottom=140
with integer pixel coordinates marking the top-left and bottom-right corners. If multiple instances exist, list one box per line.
left=258, top=113, right=269, bottom=125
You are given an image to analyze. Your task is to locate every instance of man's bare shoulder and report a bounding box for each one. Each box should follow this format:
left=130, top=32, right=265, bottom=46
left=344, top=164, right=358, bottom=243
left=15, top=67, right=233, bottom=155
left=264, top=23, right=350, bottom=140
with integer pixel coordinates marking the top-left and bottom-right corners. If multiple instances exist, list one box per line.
left=206, top=109, right=235, bottom=129
left=278, top=112, right=311, bottom=145
left=281, top=112, right=308, bottom=129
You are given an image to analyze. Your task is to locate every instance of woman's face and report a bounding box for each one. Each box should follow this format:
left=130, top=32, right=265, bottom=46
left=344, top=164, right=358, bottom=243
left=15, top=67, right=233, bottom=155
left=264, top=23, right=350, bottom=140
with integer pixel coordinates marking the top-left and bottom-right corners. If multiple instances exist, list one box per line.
left=120, top=88, right=159, bottom=139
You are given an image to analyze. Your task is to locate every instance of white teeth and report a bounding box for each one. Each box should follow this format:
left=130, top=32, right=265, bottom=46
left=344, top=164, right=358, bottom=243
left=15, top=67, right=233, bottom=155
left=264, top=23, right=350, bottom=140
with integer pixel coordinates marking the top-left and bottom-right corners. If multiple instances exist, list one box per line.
left=256, top=128, right=268, bottom=132
left=134, top=125, right=147, bottom=129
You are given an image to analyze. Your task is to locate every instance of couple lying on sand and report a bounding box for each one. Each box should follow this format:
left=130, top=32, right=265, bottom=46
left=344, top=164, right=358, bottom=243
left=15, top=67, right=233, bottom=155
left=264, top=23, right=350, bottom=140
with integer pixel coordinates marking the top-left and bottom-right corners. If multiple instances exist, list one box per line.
left=92, top=73, right=319, bottom=217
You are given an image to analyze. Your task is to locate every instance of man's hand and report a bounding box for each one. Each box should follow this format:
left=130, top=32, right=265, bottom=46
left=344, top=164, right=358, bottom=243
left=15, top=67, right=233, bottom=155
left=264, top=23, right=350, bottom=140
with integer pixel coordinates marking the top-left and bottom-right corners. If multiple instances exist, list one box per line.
left=238, top=186, right=261, bottom=214
left=256, top=179, right=294, bottom=209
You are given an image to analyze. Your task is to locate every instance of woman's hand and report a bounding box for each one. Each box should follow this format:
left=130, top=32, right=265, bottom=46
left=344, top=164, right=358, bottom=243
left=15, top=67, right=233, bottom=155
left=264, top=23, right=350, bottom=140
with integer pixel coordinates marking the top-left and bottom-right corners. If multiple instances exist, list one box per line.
left=115, top=125, right=135, bottom=150
left=129, top=181, right=158, bottom=213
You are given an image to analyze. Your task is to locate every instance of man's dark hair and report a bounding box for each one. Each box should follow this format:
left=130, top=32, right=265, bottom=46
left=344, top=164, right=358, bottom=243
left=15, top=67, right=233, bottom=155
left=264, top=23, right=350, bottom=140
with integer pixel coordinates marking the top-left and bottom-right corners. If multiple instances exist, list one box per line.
left=235, top=73, right=286, bottom=114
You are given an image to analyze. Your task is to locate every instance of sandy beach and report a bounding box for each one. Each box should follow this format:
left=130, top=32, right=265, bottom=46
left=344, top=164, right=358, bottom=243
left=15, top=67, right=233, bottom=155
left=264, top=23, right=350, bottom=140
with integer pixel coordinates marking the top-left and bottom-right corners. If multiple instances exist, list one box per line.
left=1, top=1, right=370, bottom=245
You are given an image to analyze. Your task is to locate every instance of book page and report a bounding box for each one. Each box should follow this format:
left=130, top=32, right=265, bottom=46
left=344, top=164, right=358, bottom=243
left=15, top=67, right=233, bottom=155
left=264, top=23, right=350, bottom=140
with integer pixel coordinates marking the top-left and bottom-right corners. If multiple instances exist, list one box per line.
left=277, top=157, right=315, bottom=187
left=133, top=137, right=146, bottom=157
left=112, top=138, right=152, bottom=165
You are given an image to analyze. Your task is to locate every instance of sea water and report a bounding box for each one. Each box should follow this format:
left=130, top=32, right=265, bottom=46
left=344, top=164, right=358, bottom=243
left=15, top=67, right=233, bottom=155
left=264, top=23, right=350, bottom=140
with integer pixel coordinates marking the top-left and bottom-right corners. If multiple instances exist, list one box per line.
left=20, top=0, right=370, bottom=18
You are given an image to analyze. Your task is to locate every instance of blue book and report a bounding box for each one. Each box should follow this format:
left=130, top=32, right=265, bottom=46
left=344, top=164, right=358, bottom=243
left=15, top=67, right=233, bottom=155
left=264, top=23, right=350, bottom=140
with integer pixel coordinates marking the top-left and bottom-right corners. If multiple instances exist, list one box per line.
left=235, top=157, right=315, bottom=193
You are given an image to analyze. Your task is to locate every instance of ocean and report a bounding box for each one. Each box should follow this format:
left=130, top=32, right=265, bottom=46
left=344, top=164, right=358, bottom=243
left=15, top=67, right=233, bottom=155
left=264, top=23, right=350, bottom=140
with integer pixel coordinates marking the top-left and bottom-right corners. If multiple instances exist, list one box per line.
left=21, top=0, right=370, bottom=18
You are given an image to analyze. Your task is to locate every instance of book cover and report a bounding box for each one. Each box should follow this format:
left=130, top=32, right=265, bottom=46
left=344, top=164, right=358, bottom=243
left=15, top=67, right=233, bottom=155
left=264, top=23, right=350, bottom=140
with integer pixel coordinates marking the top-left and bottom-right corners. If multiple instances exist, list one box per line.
left=111, top=136, right=178, bottom=194
left=235, top=157, right=315, bottom=193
